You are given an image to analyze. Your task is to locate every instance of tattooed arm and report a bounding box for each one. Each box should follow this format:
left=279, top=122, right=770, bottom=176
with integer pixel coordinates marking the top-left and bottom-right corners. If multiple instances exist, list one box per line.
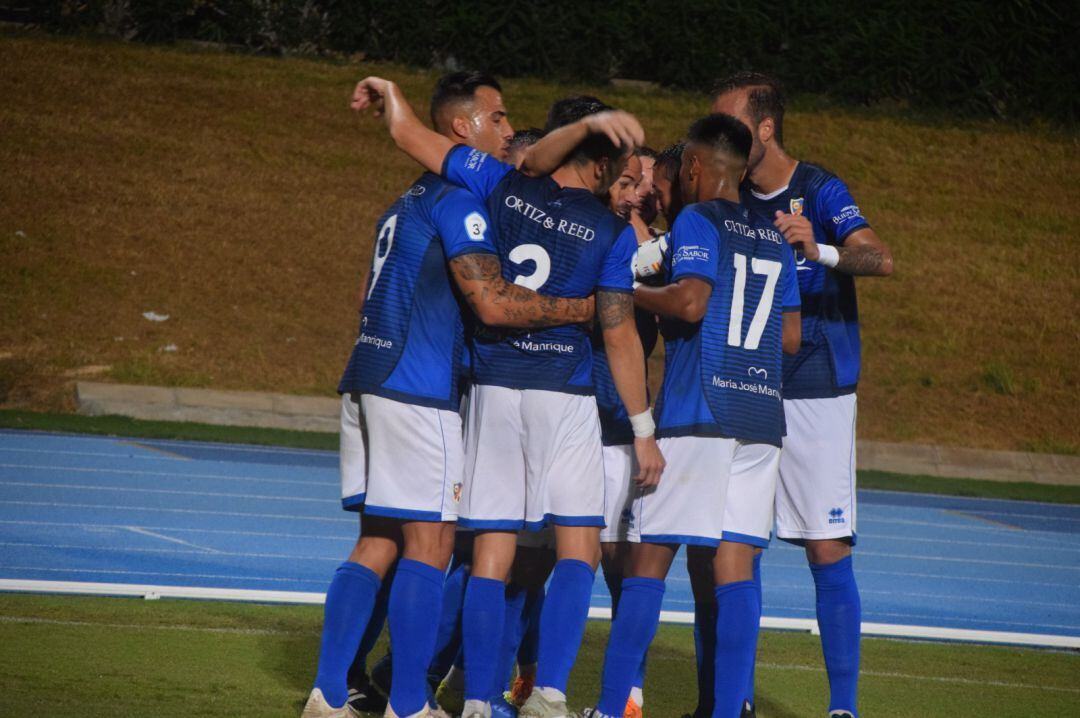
left=599, top=290, right=665, bottom=485
left=773, top=212, right=894, bottom=277
left=449, top=253, right=594, bottom=328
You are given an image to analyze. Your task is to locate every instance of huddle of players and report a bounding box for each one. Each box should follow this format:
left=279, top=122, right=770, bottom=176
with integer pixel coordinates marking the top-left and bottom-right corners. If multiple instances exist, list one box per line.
left=304, top=68, right=891, bottom=718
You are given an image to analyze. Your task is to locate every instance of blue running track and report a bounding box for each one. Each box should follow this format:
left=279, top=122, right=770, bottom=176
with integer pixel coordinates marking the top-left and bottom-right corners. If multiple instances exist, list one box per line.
left=1, top=429, right=1078, bottom=647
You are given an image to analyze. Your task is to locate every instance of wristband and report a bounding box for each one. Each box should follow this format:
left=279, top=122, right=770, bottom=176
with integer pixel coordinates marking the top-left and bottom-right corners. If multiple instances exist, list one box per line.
left=816, top=243, right=840, bottom=268
left=629, top=410, right=655, bottom=438
left=633, top=235, right=667, bottom=279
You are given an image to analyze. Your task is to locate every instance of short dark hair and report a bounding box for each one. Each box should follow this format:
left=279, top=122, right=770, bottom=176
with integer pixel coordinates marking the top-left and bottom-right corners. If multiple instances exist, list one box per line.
left=544, top=95, right=620, bottom=165
left=635, top=146, right=658, bottom=160
left=508, top=128, right=545, bottom=151
left=430, top=71, right=502, bottom=130
left=686, top=114, right=752, bottom=165
left=710, top=71, right=786, bottom=147
left=655, top=142, right=685, bottom=176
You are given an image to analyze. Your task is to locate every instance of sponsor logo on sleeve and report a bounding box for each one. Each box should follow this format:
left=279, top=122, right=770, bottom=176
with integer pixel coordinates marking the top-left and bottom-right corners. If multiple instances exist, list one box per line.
left=673, top=244, right=710, bottom=265
left=406, top=184, right=427, bottom=197
left=832, top=205, right=863, bottom=225
left=464, top=211, right=487, bottom=241
left=464, top=148, right=488, bottom=172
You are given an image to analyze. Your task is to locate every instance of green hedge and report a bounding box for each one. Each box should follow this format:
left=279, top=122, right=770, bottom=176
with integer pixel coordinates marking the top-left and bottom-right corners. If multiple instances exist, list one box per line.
left=26, top=1, right=1079, bottom=120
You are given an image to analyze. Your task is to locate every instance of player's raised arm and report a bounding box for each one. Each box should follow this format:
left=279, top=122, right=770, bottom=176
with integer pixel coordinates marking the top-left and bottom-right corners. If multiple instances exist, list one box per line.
left=449, top=253, right=594, bottom=328
left=518, top=110, right=645, bottom=177
left=351, top=76, right=454, bottom=175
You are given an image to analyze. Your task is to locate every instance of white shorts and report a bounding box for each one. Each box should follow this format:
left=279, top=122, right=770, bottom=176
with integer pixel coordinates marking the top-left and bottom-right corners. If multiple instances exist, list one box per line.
left=339, top=393, right=367, bottom=511
left=721, top=441, right=781, bottom=547
left=361, top=394, right=463, bottom=523
left=600, top=444, right=638, bottom=543
left=460, top=384, right=605, bottom=531
left=776, top=394, right=857, bottom=543
left=633, top=436, right=734, bottom=547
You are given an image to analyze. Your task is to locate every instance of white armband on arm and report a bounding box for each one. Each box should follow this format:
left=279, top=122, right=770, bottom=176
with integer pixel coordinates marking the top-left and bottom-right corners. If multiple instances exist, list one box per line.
left=629, top=410, right=655, bottom=438
left=816, top=243, right=840, bottom=268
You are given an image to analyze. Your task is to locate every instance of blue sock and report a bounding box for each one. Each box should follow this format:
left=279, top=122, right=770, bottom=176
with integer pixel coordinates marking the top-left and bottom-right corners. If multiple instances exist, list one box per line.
left=348, top=571, right=392, bottom=686
left=314, top=561, right=381, bottom=708
left=811, top=555, right=861, bottom=716
left=634, top=647, right=648, bottom=694
left=693, top=593, right=716, bottom=718
left=517, top=587, right=544, bottom=667
left=597, top=577, right=665, bottom=715
left=535, top=559, right=596, bottom=694
left=429, top=556, right=470, bottom=679
left=463, top=576, right=506, bottom=701
left=713, top=580, right=760, bottom=718
left=745, top=552, right=762, bottom=708
left=495, top=585, right=529, bottom=693
left=388, top=559, right=445, bottom=716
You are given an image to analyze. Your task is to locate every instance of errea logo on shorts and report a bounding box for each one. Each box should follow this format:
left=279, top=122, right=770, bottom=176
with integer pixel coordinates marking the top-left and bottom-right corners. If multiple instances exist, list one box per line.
left=464, top=212, right=488, bottom=241
left=828, top=507, right=846, bottom=524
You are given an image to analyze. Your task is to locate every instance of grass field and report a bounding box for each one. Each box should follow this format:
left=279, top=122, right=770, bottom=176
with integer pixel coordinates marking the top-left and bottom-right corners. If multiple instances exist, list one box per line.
left=0, top=30, right=1078, bottom=454
left=1, top=593, right=1076, bottom=717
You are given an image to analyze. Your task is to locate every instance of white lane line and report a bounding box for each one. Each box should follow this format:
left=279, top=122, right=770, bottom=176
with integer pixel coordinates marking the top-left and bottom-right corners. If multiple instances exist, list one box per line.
left=1, top=480, right=329, bottom=504
left=751, top=603, right=1080, bottom=633
left=857, top=516, right=1071, bottom=535
left=0, top=448, right=188, bottom=463
left=856, top=532, right=1080, bottom=553
left=0, top=501, right=352, bottom=523
left=861, top=488, right=1080, bottom=509
left=763, top=550, right=1080, bottom=572
left=0, top=519, right=356, bottom=542
left=0, top=540, right=342, bottom=562
left=125, top=527, right=222, bottom=554
left=757, top=582, right=1080, bottom=610
left=0, top=565, right=314, bottom=583
left=0, top=615, right=310, bottom=636
left=0, top=432, right=333, bottom=457
left=0, top=464, right=330, bottom=487
left=755, top=661, right=1080, bottom=694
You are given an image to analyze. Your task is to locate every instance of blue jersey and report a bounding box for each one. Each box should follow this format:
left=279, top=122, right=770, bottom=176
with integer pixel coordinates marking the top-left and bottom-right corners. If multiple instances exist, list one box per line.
left=741, top=162, right=870, bottom=399
left=442, top=144, right=638, bottom=394
left=654, top=200, right=800, bottom=446
left=337, top=172, right=497, bottom=410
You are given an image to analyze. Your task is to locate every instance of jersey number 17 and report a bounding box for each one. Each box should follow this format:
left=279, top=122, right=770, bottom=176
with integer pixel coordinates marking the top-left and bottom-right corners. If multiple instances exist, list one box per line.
left=727, top=253, right=781, bottom=351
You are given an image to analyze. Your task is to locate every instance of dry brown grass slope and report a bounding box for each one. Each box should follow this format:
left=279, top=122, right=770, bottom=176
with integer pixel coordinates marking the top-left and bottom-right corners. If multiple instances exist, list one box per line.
left=1, top=31, right=1077, bottom=452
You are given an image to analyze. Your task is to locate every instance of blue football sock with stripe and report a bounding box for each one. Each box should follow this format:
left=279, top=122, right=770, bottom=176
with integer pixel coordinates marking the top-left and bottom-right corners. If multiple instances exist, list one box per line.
left=348, top=570, right=392, bottom=686
left=535, top=559, right=596, bottom=694
left=429, top=555, right=469, bottom=679
left=597, top=577, right=665, bottom=715
left=388, top=559, right=445, bottom=717
left=745, top=552, right=762, bottom=707
left=463, top=576, right=506, bottom=702
left=693, top=592, right=717, bottom=718
left=517, top=587, right=544, bottom=667
left=811, top=555, right=861, bottom=716
left=314, top=561, right=381, bottom=708
left=496, top=584, right=529, bottom=693
left=713, top=580, right=760, bottom=718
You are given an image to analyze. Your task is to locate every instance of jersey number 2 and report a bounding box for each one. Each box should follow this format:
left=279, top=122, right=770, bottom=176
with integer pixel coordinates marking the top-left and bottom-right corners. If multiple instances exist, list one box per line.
left=367, top=214, right=398, bottom=300
left=727, top=253, right=781, bottom=350
left=509, top=243, right=550, bottom=290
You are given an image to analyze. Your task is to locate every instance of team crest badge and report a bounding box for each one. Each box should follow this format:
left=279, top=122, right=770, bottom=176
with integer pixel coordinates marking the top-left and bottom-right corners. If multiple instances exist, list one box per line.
left=790, top=197, right=805, bottom=216
left=452, top=482, right=463, bottom=502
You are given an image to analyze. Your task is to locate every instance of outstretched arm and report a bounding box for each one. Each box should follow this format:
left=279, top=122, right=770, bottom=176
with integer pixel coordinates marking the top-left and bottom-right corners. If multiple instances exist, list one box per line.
left=599, top=291, right=665, bottom=487
left=518, top=110, right=645, bottom=177
left=633, top=277, right=712, bottom=323
left=350, top=76, right=453, bottom=174
left=449, top=254, right=593, bottom=328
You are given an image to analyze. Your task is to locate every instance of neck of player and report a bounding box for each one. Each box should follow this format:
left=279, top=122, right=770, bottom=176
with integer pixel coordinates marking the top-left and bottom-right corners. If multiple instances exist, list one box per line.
left=749, top=144, right=798, bottom=196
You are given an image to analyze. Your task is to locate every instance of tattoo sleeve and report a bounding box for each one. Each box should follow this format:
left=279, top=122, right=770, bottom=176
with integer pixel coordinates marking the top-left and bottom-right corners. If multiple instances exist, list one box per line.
left=597, top=290, right=634, bottom=330
left=450, top=254, right=594, bottom=328
left=836, top=244, right=888, bottom=276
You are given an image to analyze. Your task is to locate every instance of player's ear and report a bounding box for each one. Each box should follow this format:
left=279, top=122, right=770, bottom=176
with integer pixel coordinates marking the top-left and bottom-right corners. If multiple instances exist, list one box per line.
left=450, top=115, right=472, bottom=142
left=758, top=117, right=774, bottom=145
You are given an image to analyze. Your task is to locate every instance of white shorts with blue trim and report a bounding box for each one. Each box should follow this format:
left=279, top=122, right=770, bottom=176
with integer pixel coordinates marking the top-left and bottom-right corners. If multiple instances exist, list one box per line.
left=633, top=435, right=734, bottom=547
left=339, top=393, right=367, bottom=511
left=459, top=384, right=605, bottom=531
left=720, top=441, right=781, bottom=547
left=361, top=393, right=463, bottom=523
left=775, top=394, right=857, bottom=543
left=600, top=443, right=638, bottom=543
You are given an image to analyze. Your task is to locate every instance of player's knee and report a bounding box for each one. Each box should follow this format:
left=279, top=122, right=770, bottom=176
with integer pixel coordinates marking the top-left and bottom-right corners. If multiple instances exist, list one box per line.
left=401, top=521, right=456, bottom=569
left=805, top=538, right=852, bottom=566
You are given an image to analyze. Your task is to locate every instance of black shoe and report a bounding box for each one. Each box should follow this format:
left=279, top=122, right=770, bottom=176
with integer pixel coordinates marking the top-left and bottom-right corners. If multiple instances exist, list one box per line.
left=346, top=671, right=388, bottom=714
left=828, top=713, right=855, bottom=718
